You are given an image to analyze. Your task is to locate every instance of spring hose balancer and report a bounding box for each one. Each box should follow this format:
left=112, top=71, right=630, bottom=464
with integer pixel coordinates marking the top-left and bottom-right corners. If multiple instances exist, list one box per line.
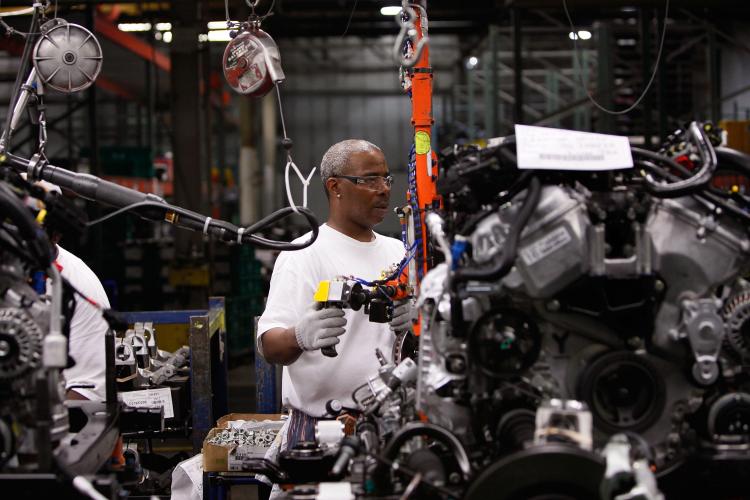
left=222, top=21, right=285, bottom=97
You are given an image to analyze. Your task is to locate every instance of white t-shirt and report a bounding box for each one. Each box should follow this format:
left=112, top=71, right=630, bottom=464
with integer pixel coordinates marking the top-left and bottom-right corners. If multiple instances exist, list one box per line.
left=257, top=224, right=406, bottom=417
left=55, top=245, right=111, bottom=401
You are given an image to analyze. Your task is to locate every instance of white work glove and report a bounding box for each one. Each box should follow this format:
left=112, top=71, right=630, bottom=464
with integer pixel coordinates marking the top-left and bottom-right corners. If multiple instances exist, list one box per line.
left=390, top=299, right=417, bottom=332
left=294, top=303, right=347, bottom=351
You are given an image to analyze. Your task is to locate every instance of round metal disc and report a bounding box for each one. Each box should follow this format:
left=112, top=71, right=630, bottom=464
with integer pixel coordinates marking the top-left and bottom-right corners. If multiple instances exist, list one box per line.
left=33, top=19, right=103, bottom=93
left=464, top=443, right=605, bottom=500
left=223, top=31, right=273, bottom=96
left=0, top=308, right=43, bottom=381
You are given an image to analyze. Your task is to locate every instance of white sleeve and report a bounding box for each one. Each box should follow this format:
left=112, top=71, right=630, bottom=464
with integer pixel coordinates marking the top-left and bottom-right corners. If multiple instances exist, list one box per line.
left=256, top=252, right=317, bottom=358
left=56, top=248, right=111, bottom=401
left=64, top=294, right=110, bottom=400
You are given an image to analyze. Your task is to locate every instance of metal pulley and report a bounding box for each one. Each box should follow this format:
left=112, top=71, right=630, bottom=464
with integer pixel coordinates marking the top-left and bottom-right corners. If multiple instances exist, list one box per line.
left=32, top=18, right=103, bottom=93
left=223, top=27, right=285, bottom=96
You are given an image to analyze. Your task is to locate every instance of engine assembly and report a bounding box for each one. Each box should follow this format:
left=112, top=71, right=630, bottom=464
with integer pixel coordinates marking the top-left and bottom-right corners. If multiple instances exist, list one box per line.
left=256, top=122, right=750, bottom=500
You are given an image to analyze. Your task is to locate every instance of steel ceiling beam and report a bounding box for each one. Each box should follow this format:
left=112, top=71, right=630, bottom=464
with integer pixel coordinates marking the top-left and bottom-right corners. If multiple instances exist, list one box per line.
left=94, top=14, right=171, bottom=72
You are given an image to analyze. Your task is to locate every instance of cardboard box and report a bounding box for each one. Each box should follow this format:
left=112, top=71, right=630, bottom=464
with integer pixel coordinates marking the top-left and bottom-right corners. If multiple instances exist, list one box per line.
left=203, top=414, right=285, bottom=472
left=217, top=413, right=285, bottom=428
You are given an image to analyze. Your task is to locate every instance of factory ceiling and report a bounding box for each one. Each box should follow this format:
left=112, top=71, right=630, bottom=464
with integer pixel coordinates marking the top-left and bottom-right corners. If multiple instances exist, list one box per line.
left=0, top=0, right=746, bottom=39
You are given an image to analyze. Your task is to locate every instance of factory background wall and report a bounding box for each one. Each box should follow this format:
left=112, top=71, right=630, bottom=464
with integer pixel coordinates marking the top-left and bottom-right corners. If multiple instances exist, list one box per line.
left=721, top=28, right=750, bottom=120
left=282, top=93, right=413, bottom=235
left=266, top=35, right=459, bottom=235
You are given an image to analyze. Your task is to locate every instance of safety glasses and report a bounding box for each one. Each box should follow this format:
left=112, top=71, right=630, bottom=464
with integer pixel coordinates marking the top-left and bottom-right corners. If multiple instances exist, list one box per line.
left=333, top=174, right=394, bottom=189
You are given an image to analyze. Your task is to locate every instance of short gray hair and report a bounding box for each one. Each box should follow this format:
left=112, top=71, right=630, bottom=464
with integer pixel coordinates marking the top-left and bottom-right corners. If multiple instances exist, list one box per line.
left=320, top=139, right=382, bottom=183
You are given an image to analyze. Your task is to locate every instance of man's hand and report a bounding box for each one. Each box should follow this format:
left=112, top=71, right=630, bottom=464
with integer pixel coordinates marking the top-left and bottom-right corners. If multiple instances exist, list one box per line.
left=294, top=303, right=347, bottom=351
left=390, top=299, right=416, bottom=332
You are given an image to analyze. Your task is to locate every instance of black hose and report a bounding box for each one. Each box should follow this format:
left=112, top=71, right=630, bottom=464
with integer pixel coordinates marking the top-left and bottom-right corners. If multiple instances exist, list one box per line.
left=1, top=153, right=319, bottom=251
left=635, top=122, right=717, bottom=196
left=0, top=181, right=52, bottom=266
left=452, top=176, right=541, bottom=288
left=636, top=160, right=699, bottom=199
left=375, top=422, right=472, bottom=483
left=458, top=170, right=533, bottom=237
left=638, top=160, right=750, bottom=224
left=369, top=451, right=460, bottom=499
left=715, top=147, right=750, bottom=178
left=241, top=205, right=319, bottom=250
left=104, top=200, right=319, bottom=251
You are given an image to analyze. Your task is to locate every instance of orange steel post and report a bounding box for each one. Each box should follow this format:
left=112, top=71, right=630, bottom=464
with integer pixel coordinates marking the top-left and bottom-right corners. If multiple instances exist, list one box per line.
left=409, top=2, right=440, bottom=282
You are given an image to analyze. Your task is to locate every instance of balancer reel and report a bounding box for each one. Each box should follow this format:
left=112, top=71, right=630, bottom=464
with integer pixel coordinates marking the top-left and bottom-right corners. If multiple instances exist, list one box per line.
left=33, top=18, right=103, bottom=93
left=222, top=22, right=285, bottom=97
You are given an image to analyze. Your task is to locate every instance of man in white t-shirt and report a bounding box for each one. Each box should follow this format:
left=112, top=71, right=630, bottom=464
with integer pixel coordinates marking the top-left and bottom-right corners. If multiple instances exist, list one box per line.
left=55, top=244, right=111, bottom=401
left=257, top=139, right=413, bottom=446
left=33, top=180, right=111, bottom=401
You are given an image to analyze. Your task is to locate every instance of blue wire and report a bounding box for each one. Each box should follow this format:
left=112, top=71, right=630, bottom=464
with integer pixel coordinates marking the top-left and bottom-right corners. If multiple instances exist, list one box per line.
left=350, top=242, right=417, bottom=287
left=407, top=144, right=424, bottom=281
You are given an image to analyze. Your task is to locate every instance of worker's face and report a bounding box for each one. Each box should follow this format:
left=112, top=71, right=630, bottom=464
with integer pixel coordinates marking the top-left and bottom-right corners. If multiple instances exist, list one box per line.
left=331, top=150, right=391, bottom=229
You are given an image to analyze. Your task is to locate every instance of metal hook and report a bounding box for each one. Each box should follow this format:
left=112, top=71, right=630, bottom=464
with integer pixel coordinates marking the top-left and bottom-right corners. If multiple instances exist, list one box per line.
left=245, top=0, right=260, bottom=17
left=393, top=4, right=428, bottom=69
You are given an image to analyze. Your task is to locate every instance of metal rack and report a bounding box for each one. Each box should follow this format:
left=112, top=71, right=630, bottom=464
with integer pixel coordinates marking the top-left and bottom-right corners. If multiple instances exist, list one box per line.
left=121, top=296, right=230, bottom=452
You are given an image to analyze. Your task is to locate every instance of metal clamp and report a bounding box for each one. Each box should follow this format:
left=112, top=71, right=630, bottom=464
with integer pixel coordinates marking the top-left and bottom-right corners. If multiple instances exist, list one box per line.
left=679, top=298, right=724, bottom=385
left=27, top=153, right=46, bottom=180
left=393, top=4, right=429, bottom=69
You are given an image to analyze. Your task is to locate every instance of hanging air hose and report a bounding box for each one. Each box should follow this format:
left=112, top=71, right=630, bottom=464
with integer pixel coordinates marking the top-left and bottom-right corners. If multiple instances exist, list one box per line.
left=2, top=152, right=319, bottom=251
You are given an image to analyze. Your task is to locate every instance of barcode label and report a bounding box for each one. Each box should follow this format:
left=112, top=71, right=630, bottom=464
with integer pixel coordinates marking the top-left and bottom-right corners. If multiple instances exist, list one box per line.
left=119, top=387, right=174, bottom=419
left=519, top=226, right=572, bottom=266
left=228, top=445, right=269, bottom=471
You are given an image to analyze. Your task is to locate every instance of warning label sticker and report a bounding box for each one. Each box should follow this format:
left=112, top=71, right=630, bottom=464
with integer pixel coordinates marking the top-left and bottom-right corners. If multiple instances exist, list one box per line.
left=519, top=226, right=572, bottom=266
left=120, top=387, right=174, bottom=419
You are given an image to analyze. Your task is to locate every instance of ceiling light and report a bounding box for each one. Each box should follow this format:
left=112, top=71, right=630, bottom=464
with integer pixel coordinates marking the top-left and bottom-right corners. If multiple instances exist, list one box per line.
left=208, top=30, right=233, bottom=42
left=118, top=23, right=152, bottom=32
left=155, top=23, right=172, bottom=31
left=163, top=31, right=173, bottom=43
left=569, top=30, right=592, bottom=41
left=466, top=56, right=479, bottom=69
left=380, top=6, right=402, bottom=16
left=207, top=21, right=238, bottom=30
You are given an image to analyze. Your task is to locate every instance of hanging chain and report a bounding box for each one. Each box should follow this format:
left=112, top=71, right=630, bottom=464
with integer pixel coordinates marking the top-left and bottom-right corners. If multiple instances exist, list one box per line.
left=222, top=0, right=276, bottom=35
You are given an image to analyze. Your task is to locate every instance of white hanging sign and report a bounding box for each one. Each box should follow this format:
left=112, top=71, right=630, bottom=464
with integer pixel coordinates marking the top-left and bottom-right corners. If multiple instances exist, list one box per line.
left=515, top=125, right=634, bottom=171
